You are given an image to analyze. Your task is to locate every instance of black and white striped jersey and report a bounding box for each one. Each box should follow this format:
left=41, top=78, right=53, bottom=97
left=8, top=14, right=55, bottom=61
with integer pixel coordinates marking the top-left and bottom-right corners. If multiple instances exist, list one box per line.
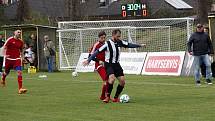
left=88, top=39, right=141, bottom=64
left=98, top=39, right=130, bottom=63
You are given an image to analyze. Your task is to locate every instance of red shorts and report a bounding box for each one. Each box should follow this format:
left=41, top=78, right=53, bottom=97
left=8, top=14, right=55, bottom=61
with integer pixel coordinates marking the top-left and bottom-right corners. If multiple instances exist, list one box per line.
left=96, top=65, right=107, bottom=81
left=5, top=59, right=22, bottom=71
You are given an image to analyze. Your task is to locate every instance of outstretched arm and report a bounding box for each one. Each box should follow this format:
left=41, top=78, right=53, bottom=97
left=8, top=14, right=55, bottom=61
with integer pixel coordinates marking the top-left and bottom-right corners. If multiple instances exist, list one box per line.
left=88, top=53, right=99, bottom=62
left=83, top=43, right=107, bottom=66
left=119, top=40, right=146, bottom=48
left=2, top=38, right=9, bottom=58
left=87, top=50, right=100, bottom=62
left=127, top=43, right=145, bottom=48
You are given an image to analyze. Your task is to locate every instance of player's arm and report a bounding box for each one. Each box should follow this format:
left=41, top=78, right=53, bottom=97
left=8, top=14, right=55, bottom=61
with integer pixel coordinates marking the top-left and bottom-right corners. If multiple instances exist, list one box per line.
left=2, top=46, right=7, bottom=57
left=88, top=52, right=104, bottom=65
left=119, top=40, right=146, bottom=48
left=88, top=44, right=107, bottom=62
left=88, top=53, right=99, bottom=62
left=83, top=43, right=107, bottom=66
left=2, top=38, right=10, bottom=57
left=88, top=45, right=100, bottom=62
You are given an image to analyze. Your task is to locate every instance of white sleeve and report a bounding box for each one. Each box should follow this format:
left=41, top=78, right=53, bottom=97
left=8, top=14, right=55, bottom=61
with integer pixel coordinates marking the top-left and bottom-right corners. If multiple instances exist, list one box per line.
left=122, top=40, right=129, bottom=46
left=0, top=48, right=3, bottom=57
left=98, top=42, right=108, bottom=52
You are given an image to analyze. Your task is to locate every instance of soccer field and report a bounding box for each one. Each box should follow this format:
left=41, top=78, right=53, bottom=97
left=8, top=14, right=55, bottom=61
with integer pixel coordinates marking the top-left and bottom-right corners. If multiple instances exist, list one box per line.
left=0, top=72, right=215, bottom=121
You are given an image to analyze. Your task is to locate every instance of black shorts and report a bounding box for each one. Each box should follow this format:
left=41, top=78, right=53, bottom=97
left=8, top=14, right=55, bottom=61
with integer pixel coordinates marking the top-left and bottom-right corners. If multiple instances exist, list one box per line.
left=105, top=62, right=124, bottom=77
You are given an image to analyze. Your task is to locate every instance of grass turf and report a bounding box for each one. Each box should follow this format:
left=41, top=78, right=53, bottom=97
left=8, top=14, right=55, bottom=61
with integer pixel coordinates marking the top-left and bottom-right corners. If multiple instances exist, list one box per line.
left=0, top=71, right=215, bottom=121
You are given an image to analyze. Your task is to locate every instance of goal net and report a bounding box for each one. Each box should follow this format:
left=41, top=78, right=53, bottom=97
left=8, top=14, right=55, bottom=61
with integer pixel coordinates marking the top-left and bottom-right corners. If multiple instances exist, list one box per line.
left=57, top=18, right=194, bottom=70
left=57, top=26, right=171, bottom=69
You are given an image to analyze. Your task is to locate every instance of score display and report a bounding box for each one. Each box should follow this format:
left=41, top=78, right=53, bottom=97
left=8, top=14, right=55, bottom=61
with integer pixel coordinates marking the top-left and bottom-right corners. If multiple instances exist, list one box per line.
left=121, top=3, right=147, bottom=17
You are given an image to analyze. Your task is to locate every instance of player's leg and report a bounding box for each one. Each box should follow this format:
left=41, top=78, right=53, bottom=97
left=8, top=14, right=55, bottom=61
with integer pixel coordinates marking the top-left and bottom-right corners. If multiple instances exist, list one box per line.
left=97, top=66, right=108, bottom=100
left=103, top=63, right=115, bottom=103
left=113, top=63, right=125, bottom=102
left=15, top=59, right=27, bottom=94
left=1, top=60, right=12, bottom=87
left=16, top=66, right=23, bottom=90
left=103, top=74, right=115, bottom=102
left=15, top=66, right=27, bottom=94
left=113, top=76, right=125, bottom=102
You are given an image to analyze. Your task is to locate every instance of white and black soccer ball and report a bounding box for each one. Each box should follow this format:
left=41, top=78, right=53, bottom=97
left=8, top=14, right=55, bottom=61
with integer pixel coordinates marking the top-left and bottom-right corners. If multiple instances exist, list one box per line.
left=72, top=71, right=78, bottom=77
left=120, top=94, right=130, bottom=103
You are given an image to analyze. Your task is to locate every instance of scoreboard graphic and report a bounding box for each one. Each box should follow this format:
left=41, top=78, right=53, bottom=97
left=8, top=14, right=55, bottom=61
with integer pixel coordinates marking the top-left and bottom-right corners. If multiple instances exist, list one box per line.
left=121, top=3, right=147, bottom=17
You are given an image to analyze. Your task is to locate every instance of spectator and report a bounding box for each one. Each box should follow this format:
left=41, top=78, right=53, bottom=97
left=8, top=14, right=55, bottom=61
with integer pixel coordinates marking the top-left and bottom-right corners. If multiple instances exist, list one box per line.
left=43, top=35, right=55, bottom=72
left=23, top=43, right=35, bottom=66
left=204, top=26, right=209, bottom=34
left=29, top=34, right=38, bottom=68
left=187, top=24, right=214, bottom=85
left=200, top=26, right=210, bottom=77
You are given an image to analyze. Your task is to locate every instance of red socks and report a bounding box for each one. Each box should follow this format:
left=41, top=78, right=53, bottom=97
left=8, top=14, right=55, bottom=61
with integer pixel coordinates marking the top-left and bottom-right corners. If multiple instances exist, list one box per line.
left=18, top=75, right=22, bottom=89
left=101, top=84, right=106, bottom=98
left=1, top=71, right=23, bottom=89
left=2, top=72, right=6, bottom=82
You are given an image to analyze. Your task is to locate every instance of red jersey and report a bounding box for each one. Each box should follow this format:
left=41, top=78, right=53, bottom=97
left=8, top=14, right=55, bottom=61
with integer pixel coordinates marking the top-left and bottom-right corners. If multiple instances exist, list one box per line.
left=90, top=41, right=105, bottom=68
left=4, top=37, right=24, bottom=59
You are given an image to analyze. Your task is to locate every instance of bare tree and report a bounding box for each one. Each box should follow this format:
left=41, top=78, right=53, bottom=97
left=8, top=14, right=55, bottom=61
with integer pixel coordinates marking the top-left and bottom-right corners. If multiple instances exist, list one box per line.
left=197, top=0, right=212, bottom=24
left=16, top=0, right=30, bottom=23
left=65, top=0, right=71, bottom=20
left=66, top=0, right=80, bottom=21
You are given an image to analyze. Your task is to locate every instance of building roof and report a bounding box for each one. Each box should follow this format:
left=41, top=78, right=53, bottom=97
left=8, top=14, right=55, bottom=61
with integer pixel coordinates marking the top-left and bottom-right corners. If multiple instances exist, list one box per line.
left=2, top=24, right=57, bottom=30
left=165, top=0, right=193, bottom=9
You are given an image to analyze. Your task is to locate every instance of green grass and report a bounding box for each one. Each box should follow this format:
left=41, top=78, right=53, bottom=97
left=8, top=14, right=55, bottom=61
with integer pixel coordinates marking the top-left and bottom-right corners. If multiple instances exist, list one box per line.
left=0, top=72, right=215, bottom=121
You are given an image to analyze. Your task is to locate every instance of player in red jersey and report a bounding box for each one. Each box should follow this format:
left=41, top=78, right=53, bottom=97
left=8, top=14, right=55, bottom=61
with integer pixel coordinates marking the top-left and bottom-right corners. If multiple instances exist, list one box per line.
left=0, top=29, right=27, bottom=94
left=89, top=31, right=108, bottom=100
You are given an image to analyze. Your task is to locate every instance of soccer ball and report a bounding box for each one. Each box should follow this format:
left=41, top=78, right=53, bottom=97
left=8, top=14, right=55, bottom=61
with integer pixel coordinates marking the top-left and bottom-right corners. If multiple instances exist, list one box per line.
left=72, top=71, right=78, bottom=77
left=120, top=94, right=130, bottom=103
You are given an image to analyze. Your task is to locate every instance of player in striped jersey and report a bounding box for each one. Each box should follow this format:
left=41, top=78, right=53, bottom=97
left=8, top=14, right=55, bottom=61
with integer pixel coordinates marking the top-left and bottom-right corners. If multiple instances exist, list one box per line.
left=84, top=29, right=145, bottom=103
